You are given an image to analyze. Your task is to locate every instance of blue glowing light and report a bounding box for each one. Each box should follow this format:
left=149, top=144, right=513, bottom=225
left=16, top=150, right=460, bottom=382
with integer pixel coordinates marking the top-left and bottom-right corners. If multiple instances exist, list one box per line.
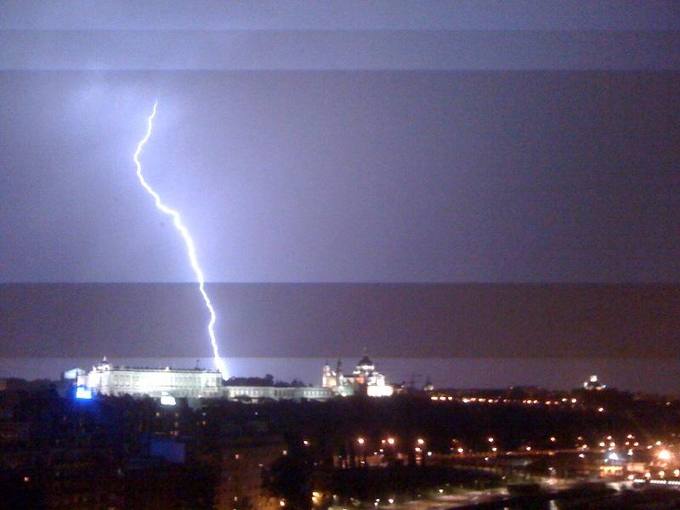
left=75, top=386, right=93, bottom=400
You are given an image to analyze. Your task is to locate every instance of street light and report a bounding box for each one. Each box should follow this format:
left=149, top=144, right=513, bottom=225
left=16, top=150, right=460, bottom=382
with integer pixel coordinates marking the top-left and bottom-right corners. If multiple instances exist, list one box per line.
left=658, top=449, right=673, bottom=462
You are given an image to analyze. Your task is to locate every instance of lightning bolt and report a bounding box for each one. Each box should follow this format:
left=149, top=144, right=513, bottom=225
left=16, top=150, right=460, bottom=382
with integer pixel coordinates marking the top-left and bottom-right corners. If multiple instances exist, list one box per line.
left=133, top=100, right=228, bottom=380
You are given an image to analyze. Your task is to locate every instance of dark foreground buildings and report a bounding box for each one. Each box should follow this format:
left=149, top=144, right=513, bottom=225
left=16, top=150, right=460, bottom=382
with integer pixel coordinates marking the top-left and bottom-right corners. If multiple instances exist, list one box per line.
left=3, top=378, right=680, bottom=509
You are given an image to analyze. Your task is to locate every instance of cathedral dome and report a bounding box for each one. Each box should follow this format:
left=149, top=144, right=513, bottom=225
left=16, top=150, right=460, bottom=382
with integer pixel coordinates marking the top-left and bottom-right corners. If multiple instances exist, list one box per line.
left=357, top=355, right=373, bottom=367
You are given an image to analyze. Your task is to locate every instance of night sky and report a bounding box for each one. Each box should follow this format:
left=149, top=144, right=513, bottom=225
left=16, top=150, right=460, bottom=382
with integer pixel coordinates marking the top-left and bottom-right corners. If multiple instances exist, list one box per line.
left=1, top=2, right=679, bottom=368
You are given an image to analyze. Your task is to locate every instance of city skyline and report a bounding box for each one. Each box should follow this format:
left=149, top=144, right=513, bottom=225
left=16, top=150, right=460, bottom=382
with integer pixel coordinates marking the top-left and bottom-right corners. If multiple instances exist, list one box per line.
left=2, top=3, right=680, bottom=508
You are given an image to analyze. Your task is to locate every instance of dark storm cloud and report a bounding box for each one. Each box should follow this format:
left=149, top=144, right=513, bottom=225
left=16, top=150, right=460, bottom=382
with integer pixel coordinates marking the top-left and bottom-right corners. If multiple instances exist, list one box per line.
left=1, top=2, right=678, bottom=284
left=2, top=0, right=679, bottom=31
left=2, top=31, right=679, bottom=71
left=1, top=2, right=679, bottom=364
left=2, top=283, right=679, bottom=358
left=3, top=1, right=679, bottom=72
left=1, top=70, right=678, bottom=283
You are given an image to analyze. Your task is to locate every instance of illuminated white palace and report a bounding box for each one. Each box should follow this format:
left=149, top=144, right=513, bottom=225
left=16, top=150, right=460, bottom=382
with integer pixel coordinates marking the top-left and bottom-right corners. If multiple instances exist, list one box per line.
left=75, top=357, right=394, bottom=402
left=76, top=358, right=332, bottom=402
left=322, top=355, right=394, bottom=397
left=77, top=358, right=223, bottom=399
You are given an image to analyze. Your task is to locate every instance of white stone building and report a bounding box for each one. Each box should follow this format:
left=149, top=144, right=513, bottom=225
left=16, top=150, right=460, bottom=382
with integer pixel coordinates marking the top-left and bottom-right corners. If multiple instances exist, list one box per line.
left=77, top=358, right=223, bottom=399
left=322, top=356, right=394, bottom=397
left=76, top=358, right=333, bottom=402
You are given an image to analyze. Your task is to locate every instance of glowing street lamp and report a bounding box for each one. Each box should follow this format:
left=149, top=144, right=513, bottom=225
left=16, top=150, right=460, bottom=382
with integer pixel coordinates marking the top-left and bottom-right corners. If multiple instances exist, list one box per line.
left=658, top=449, right=673, bottom=462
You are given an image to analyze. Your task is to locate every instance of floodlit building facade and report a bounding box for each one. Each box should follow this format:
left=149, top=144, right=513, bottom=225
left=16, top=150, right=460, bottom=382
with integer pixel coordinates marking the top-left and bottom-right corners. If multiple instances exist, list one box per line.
left=77, top=358, right=223, bottom=399
left=76, top=358, right=333, bottom=402
left=322, top=356, right=394, bottom=397
left=583, top=374, right=607, bottom=391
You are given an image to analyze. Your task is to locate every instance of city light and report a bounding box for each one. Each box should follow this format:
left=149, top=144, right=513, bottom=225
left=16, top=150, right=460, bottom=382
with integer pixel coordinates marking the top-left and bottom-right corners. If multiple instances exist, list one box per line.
left=75, top=386, right=93, bottom=400
left=160, top=394, right=176, bottom=406
left=658, top=449, right=673, bottom=461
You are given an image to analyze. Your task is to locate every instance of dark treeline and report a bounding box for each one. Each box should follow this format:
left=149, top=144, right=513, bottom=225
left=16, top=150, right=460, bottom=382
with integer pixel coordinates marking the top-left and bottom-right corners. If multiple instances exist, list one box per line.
left=224, top=374, right=308, bottom=387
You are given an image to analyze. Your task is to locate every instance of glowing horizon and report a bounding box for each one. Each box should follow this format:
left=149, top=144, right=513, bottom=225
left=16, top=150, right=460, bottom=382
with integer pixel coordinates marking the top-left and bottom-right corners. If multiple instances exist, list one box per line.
left=132, top=100, right=228, bottom=379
